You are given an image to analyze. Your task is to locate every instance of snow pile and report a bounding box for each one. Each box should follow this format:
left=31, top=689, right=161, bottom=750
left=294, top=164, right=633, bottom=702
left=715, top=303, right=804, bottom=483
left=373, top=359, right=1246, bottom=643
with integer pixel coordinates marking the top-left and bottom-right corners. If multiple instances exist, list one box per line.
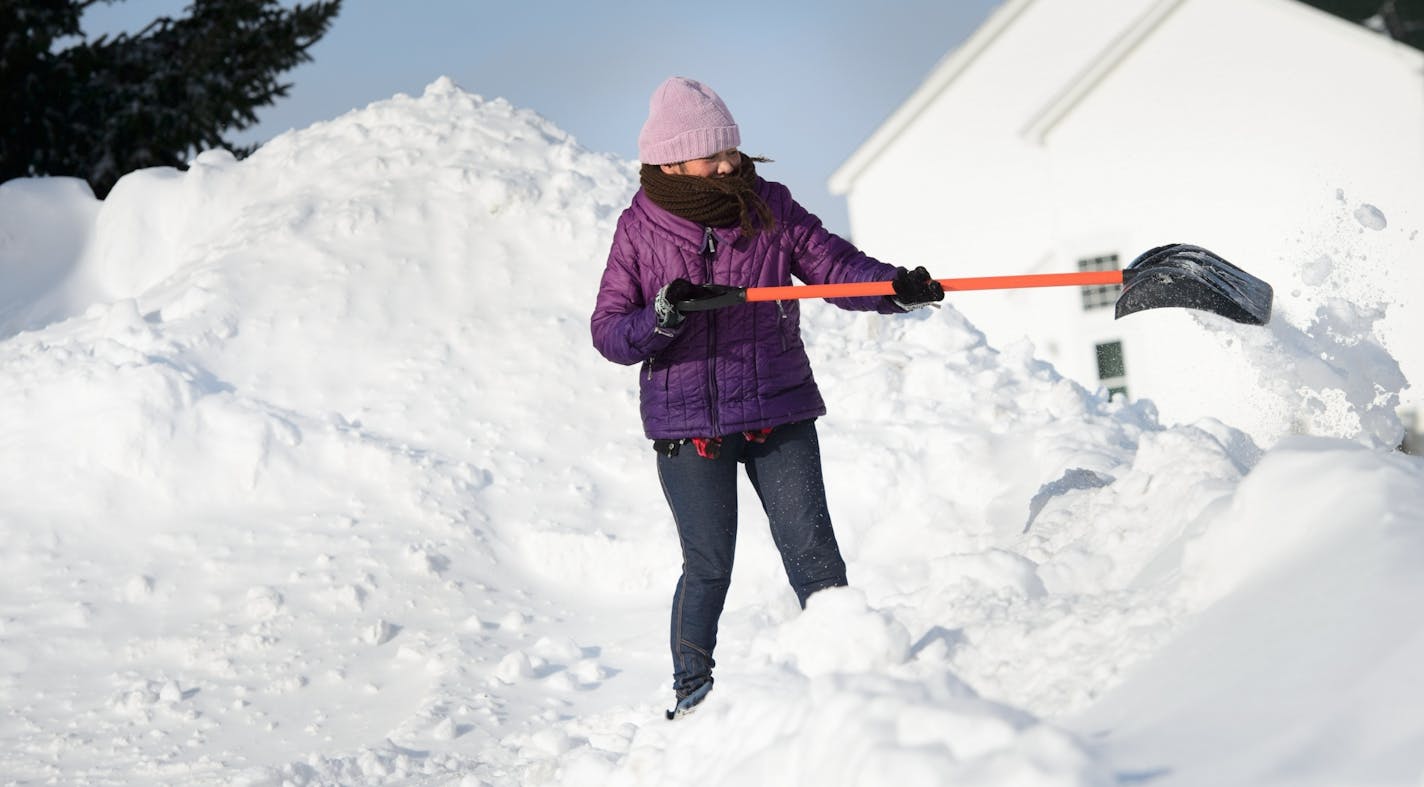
left=1077, top=438, right=1424, bottom=786
left=0, top=78, right=1420, bottom=786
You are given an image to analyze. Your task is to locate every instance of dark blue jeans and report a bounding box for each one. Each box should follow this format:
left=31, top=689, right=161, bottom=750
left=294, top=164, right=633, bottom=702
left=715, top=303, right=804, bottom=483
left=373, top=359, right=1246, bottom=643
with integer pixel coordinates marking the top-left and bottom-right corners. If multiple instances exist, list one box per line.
left=656, top=419, right=848, bottom=696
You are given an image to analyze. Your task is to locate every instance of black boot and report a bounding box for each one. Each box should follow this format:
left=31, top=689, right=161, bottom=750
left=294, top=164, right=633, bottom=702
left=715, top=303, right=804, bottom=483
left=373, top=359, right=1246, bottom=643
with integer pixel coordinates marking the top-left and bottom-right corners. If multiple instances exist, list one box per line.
left=665, top=678, right=713, bottom=720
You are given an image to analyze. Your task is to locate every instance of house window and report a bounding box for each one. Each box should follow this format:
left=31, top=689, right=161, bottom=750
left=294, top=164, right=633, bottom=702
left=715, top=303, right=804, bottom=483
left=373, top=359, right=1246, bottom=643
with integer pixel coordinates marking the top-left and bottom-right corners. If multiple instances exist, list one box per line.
left=1095, top=340, right=1128, bottom=399
left=1078, top=253, right=1121, bottom=311
left=1401, top=407, right=1420, bottom=455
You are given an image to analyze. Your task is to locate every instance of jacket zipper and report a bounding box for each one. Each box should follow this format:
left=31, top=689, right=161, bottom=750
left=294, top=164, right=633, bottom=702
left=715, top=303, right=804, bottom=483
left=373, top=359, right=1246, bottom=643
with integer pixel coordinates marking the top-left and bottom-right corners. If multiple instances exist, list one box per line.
left=776, top=300, right=789, bottom=351
left=700, top=225, right=717, bottom=257
left=701, top=226, right=721, bottom=436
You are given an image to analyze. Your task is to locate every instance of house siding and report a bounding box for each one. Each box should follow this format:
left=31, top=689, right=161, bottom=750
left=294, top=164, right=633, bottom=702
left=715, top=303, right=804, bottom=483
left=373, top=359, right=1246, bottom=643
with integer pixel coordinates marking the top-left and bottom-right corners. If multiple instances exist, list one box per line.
left=836, top=0, right=1424, bottom=445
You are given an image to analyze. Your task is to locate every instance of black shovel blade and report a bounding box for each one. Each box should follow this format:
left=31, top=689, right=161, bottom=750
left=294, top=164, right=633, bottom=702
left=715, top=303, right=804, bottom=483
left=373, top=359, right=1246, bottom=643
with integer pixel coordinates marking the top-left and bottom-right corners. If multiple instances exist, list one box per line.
left=1116, top=244, right=1273, bottom=325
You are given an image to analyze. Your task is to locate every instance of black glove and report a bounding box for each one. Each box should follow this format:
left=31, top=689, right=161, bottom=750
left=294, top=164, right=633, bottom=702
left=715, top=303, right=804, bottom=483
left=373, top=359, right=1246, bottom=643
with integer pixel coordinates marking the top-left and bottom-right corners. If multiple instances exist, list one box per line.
left=655, top=279, right=719, bottom=329
left=891, top=266, right=945, bottom=310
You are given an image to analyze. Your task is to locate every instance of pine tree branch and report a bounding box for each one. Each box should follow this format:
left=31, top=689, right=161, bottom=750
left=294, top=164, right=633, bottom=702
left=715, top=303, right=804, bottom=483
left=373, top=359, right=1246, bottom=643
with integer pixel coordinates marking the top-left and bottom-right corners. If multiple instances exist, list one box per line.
left=3, top=0, right=344, bottom=196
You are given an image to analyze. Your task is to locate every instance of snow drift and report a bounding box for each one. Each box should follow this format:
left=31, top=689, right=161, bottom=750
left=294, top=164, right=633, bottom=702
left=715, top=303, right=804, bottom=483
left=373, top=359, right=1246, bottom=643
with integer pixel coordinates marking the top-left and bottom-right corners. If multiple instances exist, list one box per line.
left=0, top=77, right=1420, bottom=786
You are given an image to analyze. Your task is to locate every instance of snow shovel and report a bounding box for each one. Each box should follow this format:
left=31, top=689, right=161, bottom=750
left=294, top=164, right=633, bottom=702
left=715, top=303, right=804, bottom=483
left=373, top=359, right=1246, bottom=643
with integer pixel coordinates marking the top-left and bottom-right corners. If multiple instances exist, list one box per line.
left=675, top=243, right=1273, bottom=326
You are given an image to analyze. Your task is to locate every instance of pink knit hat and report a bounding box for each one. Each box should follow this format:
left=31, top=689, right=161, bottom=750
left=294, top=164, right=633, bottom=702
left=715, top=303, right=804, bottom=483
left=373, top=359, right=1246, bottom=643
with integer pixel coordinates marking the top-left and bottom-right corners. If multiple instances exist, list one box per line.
left=637, top=77, right=741, bottom=165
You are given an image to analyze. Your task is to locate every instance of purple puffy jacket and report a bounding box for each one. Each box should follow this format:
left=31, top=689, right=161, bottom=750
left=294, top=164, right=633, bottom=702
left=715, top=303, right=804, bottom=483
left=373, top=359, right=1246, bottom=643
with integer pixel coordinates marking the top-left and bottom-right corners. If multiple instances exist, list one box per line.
left=591, top=178, right=902, bottom=439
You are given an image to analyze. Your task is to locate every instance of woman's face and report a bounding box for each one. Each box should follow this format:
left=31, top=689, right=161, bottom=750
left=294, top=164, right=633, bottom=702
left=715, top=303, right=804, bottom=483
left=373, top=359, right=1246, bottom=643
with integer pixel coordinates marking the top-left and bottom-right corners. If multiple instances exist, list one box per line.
left=660, top=148, right=741, bottom=178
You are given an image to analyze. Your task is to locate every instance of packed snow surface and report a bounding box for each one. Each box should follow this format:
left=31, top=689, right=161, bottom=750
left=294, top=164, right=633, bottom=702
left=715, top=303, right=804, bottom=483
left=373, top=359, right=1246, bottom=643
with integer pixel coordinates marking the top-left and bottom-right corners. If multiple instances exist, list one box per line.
left=0, top=78, right=1420, bottom=786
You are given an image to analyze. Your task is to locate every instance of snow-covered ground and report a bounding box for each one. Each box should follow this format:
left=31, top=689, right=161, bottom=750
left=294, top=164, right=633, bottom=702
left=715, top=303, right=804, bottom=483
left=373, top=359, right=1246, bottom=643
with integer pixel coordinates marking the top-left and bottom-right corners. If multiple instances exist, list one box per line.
left=0, top=78, right=1419, bottom=787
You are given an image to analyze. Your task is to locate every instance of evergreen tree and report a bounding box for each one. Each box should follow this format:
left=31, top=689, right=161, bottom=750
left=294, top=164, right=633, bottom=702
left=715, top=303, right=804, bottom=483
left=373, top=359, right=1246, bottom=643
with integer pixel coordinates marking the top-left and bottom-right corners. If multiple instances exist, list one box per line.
left=1303, top=0, right=1424, bottom=50
left=1, top=0, right=341, bottom=198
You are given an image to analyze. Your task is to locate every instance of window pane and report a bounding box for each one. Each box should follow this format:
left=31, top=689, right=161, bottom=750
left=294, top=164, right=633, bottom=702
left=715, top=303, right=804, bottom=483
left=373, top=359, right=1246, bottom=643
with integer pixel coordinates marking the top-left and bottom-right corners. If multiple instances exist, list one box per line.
left=1078, top=253, right=1121, bottom=310
left=1096, top=340, right=1126, bottom=379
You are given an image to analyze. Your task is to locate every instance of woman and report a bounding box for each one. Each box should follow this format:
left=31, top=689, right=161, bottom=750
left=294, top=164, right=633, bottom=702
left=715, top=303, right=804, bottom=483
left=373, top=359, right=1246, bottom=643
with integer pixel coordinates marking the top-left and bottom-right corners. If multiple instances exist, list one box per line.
left=590, top=76, right=943, bottom=719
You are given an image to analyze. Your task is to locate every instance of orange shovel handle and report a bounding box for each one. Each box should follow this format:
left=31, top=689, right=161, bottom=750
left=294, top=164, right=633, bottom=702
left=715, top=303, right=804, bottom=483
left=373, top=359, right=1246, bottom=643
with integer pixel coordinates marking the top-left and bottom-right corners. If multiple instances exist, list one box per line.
left=741, top=270, right=1125, bottom=302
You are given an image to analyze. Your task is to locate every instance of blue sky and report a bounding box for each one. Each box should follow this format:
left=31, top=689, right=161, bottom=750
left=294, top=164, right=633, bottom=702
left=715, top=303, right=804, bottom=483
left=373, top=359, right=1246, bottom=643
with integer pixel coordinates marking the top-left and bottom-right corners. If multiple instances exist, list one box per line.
left=83, top=0, right=1001, bottom=235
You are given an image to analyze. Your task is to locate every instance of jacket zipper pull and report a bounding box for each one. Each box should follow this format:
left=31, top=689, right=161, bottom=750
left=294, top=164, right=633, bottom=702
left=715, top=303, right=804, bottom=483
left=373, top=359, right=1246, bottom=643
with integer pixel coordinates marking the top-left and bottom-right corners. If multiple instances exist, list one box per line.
left=701, top=226, right=717, bottom=257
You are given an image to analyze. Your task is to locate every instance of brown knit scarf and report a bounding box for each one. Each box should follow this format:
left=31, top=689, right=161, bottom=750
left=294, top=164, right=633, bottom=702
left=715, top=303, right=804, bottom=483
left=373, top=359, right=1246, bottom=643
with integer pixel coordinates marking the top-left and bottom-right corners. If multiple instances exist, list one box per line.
left=639, top=156, right=776, bottom=238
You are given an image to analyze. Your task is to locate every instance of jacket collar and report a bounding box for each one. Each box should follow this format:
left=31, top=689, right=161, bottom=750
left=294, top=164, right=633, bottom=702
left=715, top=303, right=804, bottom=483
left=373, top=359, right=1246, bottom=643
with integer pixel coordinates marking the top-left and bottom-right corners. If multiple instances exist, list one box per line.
left=632, top=190, right=706, bottom=251
left=631, top=178, right=771, bottom=251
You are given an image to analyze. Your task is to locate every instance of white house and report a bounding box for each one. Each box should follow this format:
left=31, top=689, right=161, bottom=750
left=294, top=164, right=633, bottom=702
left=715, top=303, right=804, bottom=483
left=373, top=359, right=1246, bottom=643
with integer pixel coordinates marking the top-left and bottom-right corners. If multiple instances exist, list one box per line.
left=830, top=0, right=1424, bottom=450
